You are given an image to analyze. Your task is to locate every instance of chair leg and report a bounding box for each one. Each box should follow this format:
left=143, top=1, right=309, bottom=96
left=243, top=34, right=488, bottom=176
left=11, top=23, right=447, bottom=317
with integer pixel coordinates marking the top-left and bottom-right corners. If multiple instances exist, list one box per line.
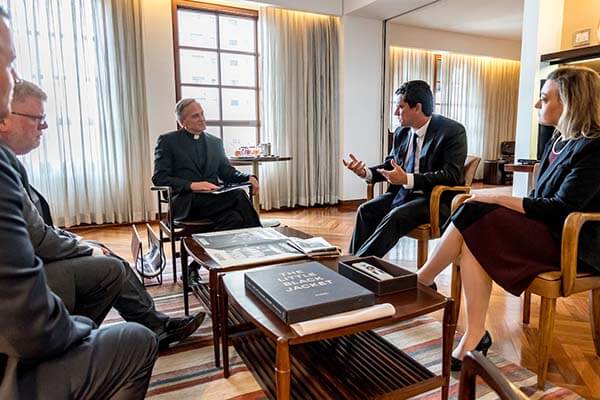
left=590, top=288, right=600, bottom=357
left=523, top=290, right=532, bottom=324
left=537, top=297, right=556, bottom=390
left=416, top=239, right=428, bottom=270
left=450, top=263, right=462, bottom=326
left=170, top=237, right=177, bottom=283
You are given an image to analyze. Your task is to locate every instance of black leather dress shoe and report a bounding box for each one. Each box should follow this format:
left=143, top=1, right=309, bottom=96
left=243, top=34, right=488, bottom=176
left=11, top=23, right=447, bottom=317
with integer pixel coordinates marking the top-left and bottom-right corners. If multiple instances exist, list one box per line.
left=158, top=312, right=206, bottom=350
left=451, top=331, right=493, bottom=371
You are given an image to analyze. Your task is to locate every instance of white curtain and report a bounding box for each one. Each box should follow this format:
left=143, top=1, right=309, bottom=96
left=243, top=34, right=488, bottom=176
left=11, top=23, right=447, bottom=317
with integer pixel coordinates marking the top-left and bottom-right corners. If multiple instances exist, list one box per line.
left=388, top=47, right=436, bottom=131
left=259, top=7, right=340, bottom=210
left=4, top=0, right=152, bottom=226
left=440, top=53, right=520, bottom=177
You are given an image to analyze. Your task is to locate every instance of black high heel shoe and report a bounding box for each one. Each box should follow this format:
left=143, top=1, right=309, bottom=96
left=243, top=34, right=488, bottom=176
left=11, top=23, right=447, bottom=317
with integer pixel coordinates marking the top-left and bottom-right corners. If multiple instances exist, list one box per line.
left=450, top=331, right=492, bottom=371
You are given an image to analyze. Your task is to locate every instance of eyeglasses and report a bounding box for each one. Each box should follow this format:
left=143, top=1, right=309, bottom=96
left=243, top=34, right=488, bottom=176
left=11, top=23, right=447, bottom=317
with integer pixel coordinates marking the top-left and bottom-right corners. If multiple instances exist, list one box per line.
left=12, top=111, right=47, bottom=126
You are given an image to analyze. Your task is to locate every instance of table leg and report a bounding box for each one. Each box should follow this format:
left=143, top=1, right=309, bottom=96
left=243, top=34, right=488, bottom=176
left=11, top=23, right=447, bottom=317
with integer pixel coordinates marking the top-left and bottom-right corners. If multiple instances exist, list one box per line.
left=209, top=269, right=221, bottom=368
left=441, top=299, right=456, bottom=400
left=220, top=275, right=230, bottom=378
left=275, top=338, right=291, bottom=400
left=180, top=239, right=189, bottom=316
left=252, top=161, right=260, bottom=214
left=171, top=236, right=177, bottom=283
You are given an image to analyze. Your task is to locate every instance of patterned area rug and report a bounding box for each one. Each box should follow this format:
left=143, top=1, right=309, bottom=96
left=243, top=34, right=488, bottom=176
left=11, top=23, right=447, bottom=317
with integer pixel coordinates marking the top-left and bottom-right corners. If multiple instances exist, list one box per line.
left=106, top=294, right=581, bottom=399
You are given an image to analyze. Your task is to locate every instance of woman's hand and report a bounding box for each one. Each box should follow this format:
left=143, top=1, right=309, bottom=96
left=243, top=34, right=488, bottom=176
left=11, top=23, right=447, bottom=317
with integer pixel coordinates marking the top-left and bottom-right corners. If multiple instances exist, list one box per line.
left=465, top=193, right=499, bottom=205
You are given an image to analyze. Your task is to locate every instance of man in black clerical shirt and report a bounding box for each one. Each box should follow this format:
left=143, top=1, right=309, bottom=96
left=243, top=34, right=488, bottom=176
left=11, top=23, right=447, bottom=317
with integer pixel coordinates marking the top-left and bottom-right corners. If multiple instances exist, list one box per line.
left=152, top=99, right=261, bottom=229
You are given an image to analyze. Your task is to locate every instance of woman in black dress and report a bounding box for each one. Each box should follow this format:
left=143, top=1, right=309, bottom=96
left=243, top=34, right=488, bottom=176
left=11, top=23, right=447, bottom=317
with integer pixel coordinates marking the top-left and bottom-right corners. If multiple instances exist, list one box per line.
left=417, top=66, right=600, bottom=369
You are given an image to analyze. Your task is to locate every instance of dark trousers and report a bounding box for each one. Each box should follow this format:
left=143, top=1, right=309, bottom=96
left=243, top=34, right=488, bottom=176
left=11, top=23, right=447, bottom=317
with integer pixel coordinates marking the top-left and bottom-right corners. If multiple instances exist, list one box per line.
left=45, top=255, right=169, bottom=332
left=45, top=256, right=125, bottom=326
left=349, top=192, right=430, bottom=257
left=188, top=188, right=261, bottom=230
left=12, top=323, right=158, bottom=399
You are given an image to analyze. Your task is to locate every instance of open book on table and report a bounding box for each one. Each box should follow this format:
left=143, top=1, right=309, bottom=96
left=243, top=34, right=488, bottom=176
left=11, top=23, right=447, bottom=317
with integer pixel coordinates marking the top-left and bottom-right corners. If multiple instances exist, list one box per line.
left=192, top=227, right=341, bottom=267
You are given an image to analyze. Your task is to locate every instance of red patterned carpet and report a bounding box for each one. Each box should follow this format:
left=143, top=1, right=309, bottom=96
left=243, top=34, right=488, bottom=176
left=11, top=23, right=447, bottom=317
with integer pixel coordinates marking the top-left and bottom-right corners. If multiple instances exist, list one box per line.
left=105, top=292, right=581, bottom=399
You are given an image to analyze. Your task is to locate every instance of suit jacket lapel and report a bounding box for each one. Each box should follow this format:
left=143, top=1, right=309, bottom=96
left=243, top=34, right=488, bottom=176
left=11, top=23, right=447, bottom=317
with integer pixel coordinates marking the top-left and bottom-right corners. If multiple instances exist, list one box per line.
left=203, top=133, right=213, bottom=175
left=419, top=115, right=437, bottom=167
left=178, top=129, right=205, bottom=174
left=535, top=138, right=574, bottom=194
left=394, top=128, right=411, bottom=166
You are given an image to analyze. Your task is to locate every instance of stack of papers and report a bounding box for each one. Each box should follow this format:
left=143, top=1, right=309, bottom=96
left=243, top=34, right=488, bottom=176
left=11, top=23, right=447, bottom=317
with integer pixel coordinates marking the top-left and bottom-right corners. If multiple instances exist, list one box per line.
left=290, top=303, right=396, bottom=336
left=287, top=237, right=341, bottom=257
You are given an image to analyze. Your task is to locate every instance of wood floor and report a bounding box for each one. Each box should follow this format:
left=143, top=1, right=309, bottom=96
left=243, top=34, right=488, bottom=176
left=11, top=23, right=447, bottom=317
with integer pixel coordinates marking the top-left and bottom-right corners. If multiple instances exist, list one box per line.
left=74, top=188, right=600, bottom=399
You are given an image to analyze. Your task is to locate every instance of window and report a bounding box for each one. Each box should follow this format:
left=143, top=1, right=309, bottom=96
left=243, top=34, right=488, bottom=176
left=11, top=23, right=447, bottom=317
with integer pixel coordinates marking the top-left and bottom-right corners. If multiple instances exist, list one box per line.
left=3, top=0, right=104, bottom=169
left=173, top=1, right=259, bottom=156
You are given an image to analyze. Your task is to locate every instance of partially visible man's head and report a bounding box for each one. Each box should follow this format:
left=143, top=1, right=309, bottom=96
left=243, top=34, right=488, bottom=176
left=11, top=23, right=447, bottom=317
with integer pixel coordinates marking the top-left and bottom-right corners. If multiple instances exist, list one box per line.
left=175, top=98, right=206, bottom=134
left=394, top=80, right=434, bottom=128
left=0, top=7, right=16, bottom=119
left=0, top=80, right=48, bottom=155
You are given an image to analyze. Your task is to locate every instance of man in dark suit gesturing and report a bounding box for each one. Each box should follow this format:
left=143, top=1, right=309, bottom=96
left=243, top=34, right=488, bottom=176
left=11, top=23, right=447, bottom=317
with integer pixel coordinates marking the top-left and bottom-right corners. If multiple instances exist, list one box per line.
left=153, top=98, right=260, bottom=229
left=344, top=80, right=467, bottom=257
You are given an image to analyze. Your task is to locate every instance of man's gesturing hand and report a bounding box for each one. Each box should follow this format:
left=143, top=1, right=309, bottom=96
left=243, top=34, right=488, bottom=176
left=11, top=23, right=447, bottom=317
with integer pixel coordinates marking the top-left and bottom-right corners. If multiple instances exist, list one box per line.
left=376, top=159, right=408, bottom=185
left=342, top=154, right=367, bottom=178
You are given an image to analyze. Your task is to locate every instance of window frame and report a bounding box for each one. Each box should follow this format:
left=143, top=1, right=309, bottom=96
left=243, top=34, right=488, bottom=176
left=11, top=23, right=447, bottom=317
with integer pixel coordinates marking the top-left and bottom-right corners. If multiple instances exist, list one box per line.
left=171, top=0, right=260, bottom=147
left=433, top=53, right=442, bottom=113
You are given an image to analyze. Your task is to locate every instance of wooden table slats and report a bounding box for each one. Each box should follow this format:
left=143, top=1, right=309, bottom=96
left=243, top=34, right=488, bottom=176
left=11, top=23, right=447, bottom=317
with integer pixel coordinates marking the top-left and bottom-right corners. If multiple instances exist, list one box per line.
left=232, top=330, right=441, bottom=400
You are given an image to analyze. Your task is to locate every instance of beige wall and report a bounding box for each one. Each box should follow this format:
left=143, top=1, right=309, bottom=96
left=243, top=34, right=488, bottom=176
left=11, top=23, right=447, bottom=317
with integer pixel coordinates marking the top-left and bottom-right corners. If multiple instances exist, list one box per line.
left=388, top=24, right=521, bottom=60
left=141, top=0, right=177, bottom=165
left=561, top=0, right=600, bottom=49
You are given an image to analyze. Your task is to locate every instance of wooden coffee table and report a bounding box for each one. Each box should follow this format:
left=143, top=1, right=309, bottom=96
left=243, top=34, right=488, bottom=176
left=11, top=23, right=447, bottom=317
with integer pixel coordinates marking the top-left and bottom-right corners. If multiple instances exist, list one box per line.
left=180, top=227, right=331, bottom=367
left=219, top=264, right=454, bottom=400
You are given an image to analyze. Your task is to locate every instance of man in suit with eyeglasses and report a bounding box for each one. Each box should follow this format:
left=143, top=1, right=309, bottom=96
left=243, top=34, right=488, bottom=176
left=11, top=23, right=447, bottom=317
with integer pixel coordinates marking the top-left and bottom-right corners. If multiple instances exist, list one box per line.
left=0, top=8, right=158, bottom=399
left=0, top=79, right=206, bottom=350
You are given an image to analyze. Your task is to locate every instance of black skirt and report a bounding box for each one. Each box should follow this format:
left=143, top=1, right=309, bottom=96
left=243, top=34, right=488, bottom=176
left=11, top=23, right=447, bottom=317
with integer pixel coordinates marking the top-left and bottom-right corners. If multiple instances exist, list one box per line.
left=452, top=201, right=561, bottom=296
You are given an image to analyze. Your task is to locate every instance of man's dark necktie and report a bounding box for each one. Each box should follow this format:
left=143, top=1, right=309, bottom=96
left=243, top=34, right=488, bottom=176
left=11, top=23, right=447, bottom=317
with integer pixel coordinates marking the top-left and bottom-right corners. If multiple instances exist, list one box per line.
left=391, top=133, right=418, bottom=208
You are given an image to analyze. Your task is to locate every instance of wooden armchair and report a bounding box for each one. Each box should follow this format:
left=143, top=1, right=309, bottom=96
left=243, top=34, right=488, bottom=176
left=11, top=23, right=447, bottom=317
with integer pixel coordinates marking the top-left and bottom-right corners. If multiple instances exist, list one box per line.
left=458, top=351, right=528, bottom=400
left=151, top=186, right=215, bottom=282
left=450, top=194, right=600, bottom=389
left=367, top=155, right=481, bottom=268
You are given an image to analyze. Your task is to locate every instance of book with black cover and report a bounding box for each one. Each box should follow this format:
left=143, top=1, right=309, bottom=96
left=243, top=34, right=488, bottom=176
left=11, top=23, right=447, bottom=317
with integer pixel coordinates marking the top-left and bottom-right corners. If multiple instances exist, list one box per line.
left=244, top=261, right=375, bottom=324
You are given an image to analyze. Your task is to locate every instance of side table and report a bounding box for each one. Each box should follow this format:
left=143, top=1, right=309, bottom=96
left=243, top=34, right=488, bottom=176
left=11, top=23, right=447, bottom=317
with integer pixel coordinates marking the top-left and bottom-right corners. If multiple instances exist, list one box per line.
left=220, top=265, right=455, bottom=400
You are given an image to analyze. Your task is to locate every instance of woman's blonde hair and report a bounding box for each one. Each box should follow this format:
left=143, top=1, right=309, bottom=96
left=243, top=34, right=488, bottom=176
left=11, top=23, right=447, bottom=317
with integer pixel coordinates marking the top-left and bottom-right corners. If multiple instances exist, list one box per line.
left=547, top=66, right=600, bottom=139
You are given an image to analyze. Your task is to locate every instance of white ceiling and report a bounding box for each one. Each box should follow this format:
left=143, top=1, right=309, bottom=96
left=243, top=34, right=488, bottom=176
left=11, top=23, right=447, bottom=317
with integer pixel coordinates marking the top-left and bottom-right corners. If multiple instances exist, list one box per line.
left=210, top=0, right=524, bottom=41
left=388, top=0, right=524, bottom=41
left=344, top=0, right=431, bottom=20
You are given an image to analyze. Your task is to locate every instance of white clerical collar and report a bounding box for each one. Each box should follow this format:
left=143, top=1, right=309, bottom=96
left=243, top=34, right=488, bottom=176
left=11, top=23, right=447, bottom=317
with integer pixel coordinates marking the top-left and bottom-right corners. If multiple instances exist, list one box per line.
left=412, top=117, right=432, bottom=138
left=185, top=129, right=203, bottom=140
